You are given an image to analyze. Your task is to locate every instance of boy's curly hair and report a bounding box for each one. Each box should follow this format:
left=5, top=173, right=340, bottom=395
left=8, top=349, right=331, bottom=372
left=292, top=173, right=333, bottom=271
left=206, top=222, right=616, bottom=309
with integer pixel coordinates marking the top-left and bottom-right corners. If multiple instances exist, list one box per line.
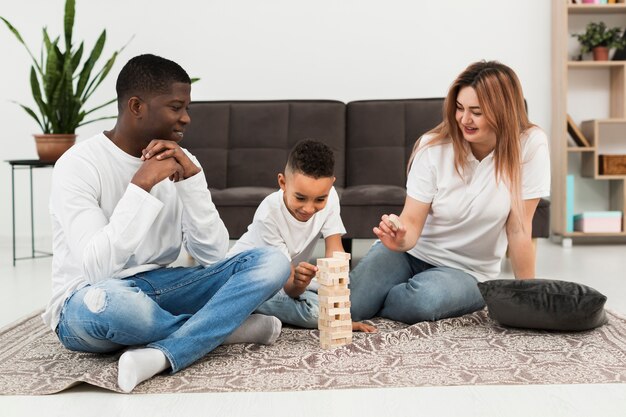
left=286, top=139, right=335, bottom=179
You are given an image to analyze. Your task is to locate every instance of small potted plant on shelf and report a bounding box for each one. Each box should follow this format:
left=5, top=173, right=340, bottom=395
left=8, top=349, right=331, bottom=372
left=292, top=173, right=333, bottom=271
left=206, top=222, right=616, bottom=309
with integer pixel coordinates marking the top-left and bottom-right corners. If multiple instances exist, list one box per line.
left=572, top=22, right=626, bottom=61
left=1, top=0, right=128, bottom=161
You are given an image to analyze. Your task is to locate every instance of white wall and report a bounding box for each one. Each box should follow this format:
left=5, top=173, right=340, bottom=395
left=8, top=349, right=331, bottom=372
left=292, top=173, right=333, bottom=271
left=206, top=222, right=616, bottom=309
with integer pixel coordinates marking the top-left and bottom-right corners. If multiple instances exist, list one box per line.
left=0, top=0, right=551, bottom=261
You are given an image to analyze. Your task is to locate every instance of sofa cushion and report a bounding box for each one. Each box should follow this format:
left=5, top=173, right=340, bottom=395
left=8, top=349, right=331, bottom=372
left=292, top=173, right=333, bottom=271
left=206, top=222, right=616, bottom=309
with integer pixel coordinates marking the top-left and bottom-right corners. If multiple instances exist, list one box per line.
left=184, top=100, right=346, bottom=190
left=477, top=279, right=607, bottom=331
left=346, top=98, right=444, bottom=187
left=532, top=198, right=550, bottom=238
left=340, top=185, right=406, bottom=206
left=210, top=187, right=277, bottom=207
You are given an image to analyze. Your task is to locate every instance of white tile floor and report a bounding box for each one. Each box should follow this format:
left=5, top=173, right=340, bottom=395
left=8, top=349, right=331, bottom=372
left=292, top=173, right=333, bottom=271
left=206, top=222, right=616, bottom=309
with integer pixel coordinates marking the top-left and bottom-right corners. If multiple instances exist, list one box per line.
left=1, top=238, right=625, bottom=417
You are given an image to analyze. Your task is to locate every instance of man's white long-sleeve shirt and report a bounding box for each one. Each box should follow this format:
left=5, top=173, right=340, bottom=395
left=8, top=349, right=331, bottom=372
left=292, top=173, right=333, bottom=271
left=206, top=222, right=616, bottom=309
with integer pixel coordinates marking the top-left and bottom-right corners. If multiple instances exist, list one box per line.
left=42, top=133, right=229, bottom=331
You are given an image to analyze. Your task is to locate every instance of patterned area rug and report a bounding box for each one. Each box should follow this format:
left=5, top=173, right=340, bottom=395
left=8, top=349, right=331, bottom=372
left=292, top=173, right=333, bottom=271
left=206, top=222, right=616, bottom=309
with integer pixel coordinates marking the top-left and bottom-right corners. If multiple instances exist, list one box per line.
left=1, top=308, right=626, bottom=395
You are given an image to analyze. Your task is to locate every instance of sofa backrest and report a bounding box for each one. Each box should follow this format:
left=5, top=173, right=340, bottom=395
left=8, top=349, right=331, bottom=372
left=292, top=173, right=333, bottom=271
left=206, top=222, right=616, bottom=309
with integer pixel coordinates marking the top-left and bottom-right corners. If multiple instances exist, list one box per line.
left=346, top=98, right=444, bottom=188
left=183, top=100, right=346, bottom=190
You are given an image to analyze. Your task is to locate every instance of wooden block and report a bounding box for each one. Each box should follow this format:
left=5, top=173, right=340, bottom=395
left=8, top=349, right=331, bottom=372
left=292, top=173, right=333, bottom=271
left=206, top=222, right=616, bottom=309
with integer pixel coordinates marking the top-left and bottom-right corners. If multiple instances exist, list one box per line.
left=319, top=307, right=352, bottom=321
left=319, top=306, right=351, bottom=318
left=320, top=303, right=348, bottom=312
left=318, top=295, right=350, bottom=305
left=317, top=272, right=349, bottom=286
left=319, top=324, right=352, bottom=333
left=388, top=214, right=401, bottom=230
left=318, top=286, right=350, bottom=296
left=317, top=258, right=346, bottom=269
left=319, top=312, right=352, bottom=322
left=318, top=270, right=348, bottom=281
left=321, top=339, right=346, bottom=349
left=332, top=251, right=351, bottom=260
left=319, top=271, right=348, bottom=279
left=321, top=340, right=348, bottom=349
left=320, top=330, right=352, bottom=341
left=323, top=265, right=347, bottom=274
left=318, top=318, right=352, bottom=328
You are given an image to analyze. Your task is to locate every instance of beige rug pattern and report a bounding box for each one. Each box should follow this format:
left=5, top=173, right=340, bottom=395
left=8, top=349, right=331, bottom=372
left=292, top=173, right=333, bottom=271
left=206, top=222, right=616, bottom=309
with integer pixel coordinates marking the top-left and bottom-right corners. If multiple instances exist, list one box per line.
left=1, top=309, right=626, bottom=395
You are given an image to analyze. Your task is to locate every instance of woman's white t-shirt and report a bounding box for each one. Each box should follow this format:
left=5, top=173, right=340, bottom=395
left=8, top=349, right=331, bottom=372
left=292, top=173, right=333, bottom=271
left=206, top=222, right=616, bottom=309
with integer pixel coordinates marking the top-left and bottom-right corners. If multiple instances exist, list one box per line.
left=406, top=127, right=550, bottom=281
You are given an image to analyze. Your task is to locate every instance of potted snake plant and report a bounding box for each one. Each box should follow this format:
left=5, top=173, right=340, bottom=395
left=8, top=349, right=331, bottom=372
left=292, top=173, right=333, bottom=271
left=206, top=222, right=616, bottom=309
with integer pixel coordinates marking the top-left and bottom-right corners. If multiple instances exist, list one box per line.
left=1, top=0, right=128, bottom=161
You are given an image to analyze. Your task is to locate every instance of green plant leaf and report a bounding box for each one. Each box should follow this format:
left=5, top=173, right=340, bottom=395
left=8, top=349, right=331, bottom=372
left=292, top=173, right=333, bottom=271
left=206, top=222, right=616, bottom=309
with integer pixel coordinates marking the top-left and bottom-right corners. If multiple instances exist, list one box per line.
left=83, top=97, right=117, bottom=116
left=76, top=30, right=105, bottom=98
left=1, top=16, right=42, bottom=74
left=43, top=39, right=61, bottom=109
left=83, top=51, right=117, bottom=102
left=64, top=0, right=75, bottom=53
left=71, top=42, right=84, bottom=73
left=2, top=0, right=130, bottom=134
left=31, top=64, right=52, bottom=133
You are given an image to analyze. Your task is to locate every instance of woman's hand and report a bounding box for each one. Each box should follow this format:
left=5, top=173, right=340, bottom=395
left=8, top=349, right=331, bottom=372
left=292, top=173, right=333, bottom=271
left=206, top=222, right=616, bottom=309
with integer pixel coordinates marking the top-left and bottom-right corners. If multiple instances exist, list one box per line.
left=141, top=139, right=201, bottom=180
left=373, top=197, right=431, bottom=252
left=373, top=214, right=407, bottom=251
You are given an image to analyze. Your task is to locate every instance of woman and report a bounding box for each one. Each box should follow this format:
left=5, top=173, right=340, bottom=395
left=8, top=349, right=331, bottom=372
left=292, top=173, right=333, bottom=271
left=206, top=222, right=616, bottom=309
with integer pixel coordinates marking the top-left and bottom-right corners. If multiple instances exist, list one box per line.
left=350, top=60, right=551, bottom=324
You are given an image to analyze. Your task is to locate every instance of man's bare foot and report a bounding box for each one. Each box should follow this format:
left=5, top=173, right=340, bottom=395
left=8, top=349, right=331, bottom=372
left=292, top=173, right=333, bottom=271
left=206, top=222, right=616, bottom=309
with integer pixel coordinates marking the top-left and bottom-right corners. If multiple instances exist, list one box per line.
left=352, top=321, right=377, bottom=333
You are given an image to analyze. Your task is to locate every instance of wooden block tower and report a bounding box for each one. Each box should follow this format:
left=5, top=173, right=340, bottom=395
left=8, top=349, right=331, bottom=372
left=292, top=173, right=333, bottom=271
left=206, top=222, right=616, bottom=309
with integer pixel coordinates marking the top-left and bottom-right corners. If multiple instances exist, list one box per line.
left=317, top=251, right=352, bottom=349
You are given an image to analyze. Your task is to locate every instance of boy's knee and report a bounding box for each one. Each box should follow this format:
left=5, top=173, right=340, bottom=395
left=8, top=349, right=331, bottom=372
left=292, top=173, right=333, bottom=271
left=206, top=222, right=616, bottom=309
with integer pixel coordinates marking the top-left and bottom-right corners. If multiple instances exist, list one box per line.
left=303, top=307, right=319, bottom=328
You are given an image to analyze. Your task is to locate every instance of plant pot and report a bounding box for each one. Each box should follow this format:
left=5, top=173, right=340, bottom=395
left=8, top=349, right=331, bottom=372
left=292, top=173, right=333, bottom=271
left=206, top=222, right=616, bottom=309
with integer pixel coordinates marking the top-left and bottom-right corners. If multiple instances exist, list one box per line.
left=33, top=134, right=76, bottom=162
left=592, top=46, right=609, bottom=61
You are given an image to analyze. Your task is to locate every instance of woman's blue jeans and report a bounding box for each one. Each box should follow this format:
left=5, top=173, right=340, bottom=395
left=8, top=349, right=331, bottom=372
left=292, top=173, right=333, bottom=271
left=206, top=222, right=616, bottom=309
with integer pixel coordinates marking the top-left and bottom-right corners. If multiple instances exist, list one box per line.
left=56, top=247, right=290, bottom=372
left=350, top=242, right=485, bottom=324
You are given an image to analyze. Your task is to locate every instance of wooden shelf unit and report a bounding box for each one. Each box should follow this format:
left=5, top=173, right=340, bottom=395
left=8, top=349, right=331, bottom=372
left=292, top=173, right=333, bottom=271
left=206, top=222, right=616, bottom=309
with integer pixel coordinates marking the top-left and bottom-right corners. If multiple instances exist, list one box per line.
left=551, top=0, right=626, bottom=240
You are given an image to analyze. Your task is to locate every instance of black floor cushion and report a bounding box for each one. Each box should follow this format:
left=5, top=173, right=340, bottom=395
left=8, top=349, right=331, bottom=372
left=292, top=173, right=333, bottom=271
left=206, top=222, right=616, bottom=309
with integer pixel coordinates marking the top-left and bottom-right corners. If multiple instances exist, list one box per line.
left=478, top=278, right=607, bottom=331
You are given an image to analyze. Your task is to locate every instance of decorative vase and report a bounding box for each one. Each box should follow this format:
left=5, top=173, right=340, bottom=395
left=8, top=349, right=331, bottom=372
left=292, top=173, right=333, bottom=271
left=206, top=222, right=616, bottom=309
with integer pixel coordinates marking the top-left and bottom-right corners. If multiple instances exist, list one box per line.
left=33, top=133, right=76, bottom=162
left=592, top=46, right=609, bottom=61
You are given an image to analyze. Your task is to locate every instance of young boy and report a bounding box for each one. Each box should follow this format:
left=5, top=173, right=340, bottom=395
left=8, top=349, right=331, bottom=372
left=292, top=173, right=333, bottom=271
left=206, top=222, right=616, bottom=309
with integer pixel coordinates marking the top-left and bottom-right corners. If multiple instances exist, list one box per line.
left=43, top=54, right=290, bottom=393
left=227, top=139, right=375, bottom=332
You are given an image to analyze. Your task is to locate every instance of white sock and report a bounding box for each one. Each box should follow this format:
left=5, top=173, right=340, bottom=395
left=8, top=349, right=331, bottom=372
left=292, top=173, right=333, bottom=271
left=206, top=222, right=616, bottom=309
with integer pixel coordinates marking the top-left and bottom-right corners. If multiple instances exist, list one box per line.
left=117, top=348, right=170, bottom=393
left=223, top=314, right=282, bottom=345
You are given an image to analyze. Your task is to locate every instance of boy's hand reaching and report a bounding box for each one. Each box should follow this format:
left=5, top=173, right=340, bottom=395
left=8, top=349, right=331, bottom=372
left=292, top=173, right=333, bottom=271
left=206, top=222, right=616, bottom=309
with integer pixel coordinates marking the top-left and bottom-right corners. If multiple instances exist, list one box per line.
left=284, top=262, right=317, bottom=298
left=293, top=261, right=318, bottom=289
left=141, top=139, right=201, bottom=180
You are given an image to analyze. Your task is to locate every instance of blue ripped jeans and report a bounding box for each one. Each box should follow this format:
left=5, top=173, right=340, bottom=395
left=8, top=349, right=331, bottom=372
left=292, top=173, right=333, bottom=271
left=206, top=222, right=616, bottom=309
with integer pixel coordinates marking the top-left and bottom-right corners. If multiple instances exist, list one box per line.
left=350, top=242, right=485, bottom=324
left=55, top=247, right=290, bottom=372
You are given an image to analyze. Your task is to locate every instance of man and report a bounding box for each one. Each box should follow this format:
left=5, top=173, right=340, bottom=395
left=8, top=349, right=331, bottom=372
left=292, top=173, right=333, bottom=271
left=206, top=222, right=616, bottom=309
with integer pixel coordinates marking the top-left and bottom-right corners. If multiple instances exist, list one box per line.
left=42, top=54, right=290, bottom=392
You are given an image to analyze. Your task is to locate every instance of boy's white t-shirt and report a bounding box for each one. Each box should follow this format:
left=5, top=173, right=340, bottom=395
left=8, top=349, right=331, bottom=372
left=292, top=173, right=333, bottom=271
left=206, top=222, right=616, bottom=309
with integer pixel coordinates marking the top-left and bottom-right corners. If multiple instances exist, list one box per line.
left=406, top=127, right=551, bottom=281
left=227, top=187, right=346, bottom=266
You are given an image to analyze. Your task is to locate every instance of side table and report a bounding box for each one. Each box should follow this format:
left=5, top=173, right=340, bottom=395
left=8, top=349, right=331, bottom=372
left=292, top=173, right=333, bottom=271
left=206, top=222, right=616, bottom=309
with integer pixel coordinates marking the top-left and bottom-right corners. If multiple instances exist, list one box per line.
left=5, top=159, right=55, bottom=265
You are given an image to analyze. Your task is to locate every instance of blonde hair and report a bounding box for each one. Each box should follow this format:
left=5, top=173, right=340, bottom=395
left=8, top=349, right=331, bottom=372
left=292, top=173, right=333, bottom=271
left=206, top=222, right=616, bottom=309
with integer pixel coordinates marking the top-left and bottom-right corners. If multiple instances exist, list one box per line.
left=408, top=60, right=535, bottom=227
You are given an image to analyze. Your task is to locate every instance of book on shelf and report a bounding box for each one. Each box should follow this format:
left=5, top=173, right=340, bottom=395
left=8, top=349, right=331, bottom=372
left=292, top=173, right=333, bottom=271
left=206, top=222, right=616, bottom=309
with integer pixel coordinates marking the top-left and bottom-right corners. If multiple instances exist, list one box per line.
left=566, top=114, right=591, bottom=147
left=574, top=211, right=623, bottom=233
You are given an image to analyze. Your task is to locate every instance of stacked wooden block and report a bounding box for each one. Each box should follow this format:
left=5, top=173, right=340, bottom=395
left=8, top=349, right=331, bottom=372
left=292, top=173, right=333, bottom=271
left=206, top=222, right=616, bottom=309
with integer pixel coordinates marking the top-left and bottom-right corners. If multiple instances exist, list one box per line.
left=317, top=251, right=352, bottom=349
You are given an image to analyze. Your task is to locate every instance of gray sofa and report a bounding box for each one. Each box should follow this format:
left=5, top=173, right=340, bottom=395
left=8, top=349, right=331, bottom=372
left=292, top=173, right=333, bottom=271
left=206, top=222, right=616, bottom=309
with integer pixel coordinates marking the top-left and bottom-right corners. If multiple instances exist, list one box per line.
left=182, top=98, right=550, bottom=245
